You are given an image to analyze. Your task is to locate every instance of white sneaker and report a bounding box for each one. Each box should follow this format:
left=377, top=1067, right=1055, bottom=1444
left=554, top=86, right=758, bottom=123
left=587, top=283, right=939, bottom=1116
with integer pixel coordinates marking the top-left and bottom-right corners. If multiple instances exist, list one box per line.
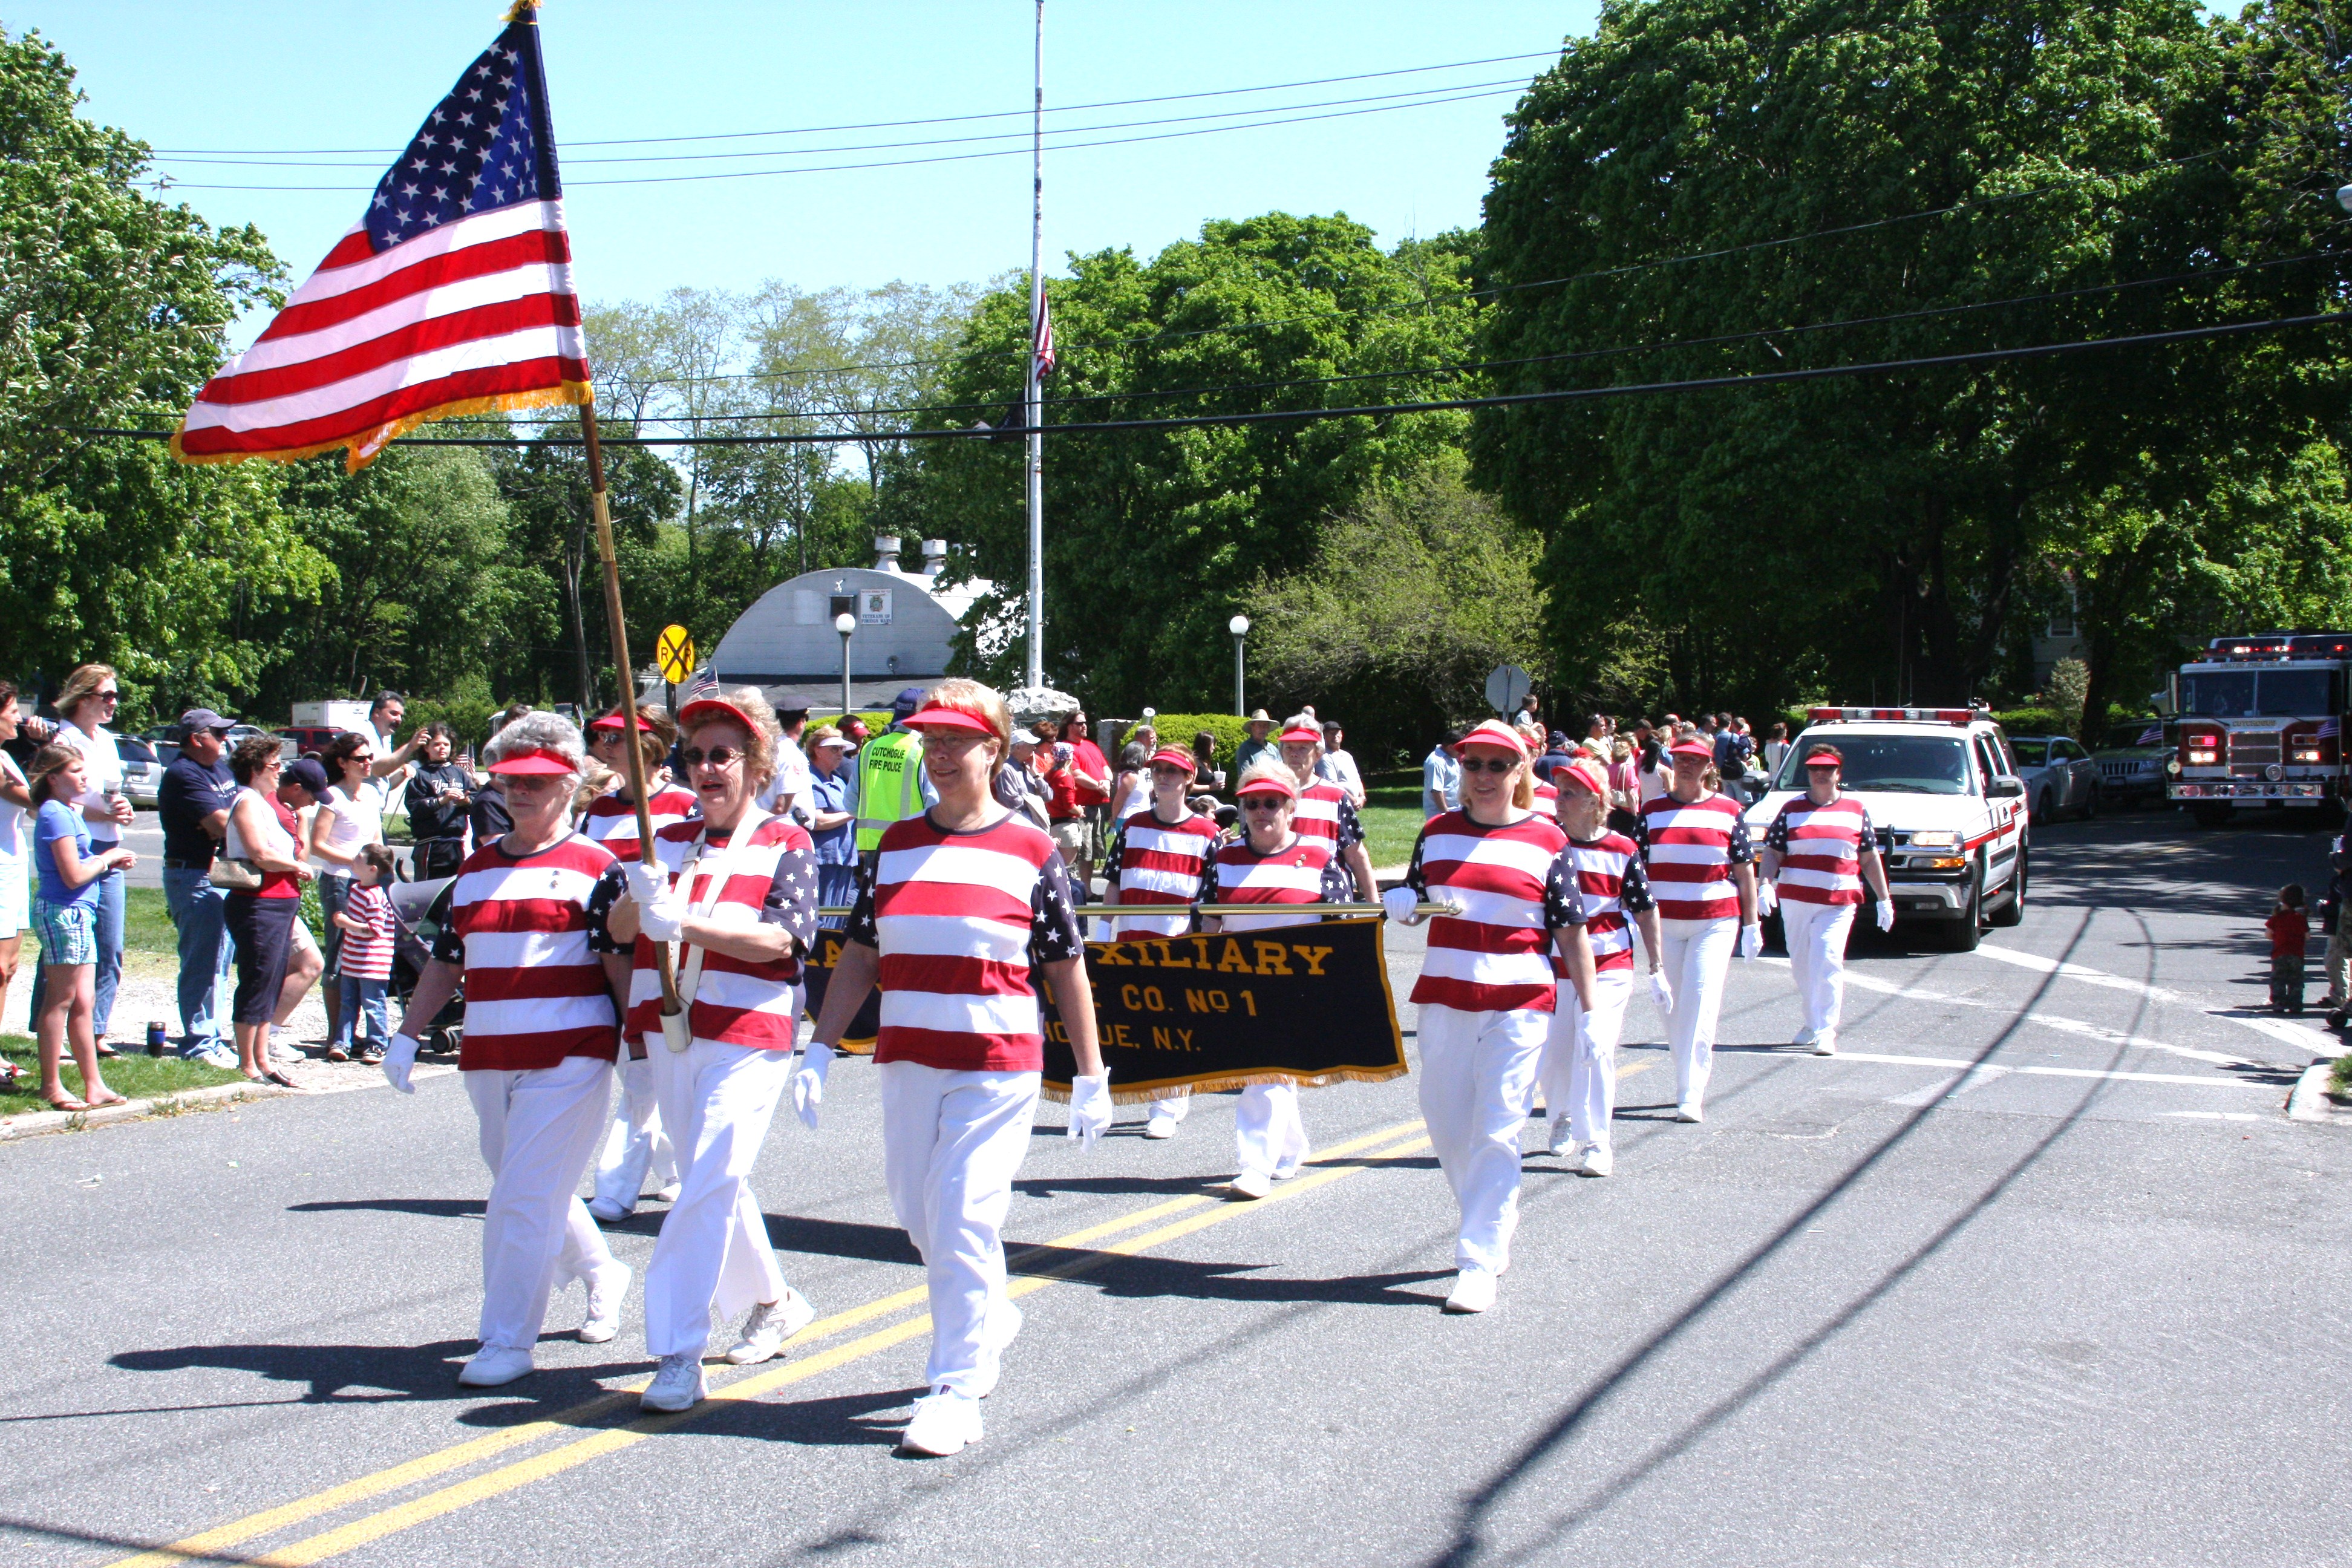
left=1811, top=1032, right=1837, bottom=1057
left=1791, top=1025, right=1817, bottom=1048
left=1674, top=1104, right=1704, bottom=1123
left=1143, top=1106, right=1181, bottom=1140
left=1545, top=1116, right=1575, bottom=1157
left=1226, top=1168, right=1273, bottom=1200
left=1443, top=1269, right=1497, bottom=1314
left=725, top=1287, right=815, bottom=1365
left=187, top=1042, right=239, bottom=1069
left=898, top=1386, right=984, bottom=1456
left=639, top=1352, right=706, bottom=1413
left=269, top=1040, right=303, bottom=1063
left=967, top=1299, right=1024, bottom=1399
left=1578, top=1145, right=1615, bottom=1178
left=580, top=1261, right=630, bottom=1344
left=585, top=1197, right=630, bottom=1224
left=456, top=1345, right=535, bottom=1387
left=653, top=1182, right=682, bottom=1204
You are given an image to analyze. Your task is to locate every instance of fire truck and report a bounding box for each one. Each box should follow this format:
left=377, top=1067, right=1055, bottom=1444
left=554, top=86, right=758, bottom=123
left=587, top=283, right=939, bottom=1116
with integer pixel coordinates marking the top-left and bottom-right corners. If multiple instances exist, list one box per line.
left=2165, top=632, right=2352, bottom=826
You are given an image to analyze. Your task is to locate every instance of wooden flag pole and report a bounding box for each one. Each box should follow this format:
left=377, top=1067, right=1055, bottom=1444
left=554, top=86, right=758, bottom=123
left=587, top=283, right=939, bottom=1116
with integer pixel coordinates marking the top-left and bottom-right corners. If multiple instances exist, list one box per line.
left=579, top=403, right=682, bottom=1019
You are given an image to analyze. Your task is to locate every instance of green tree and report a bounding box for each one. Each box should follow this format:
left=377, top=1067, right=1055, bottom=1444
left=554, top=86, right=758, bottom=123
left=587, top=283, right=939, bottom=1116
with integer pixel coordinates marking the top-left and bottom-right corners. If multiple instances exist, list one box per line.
left=910, top=214, right=1481, bottom=711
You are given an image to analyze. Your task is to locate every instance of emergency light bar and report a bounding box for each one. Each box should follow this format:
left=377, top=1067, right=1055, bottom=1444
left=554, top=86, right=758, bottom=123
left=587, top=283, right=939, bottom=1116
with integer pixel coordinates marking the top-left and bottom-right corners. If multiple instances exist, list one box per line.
left=2204, top=632, right=2352, bottom=661
left=1808, top=706, right=1981, bottom=725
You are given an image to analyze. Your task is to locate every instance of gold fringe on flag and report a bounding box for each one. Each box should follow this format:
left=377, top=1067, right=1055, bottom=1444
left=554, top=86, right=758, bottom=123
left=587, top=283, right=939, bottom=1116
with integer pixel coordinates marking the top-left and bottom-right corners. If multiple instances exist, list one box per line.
left=169, top=379, right=591, bottom=474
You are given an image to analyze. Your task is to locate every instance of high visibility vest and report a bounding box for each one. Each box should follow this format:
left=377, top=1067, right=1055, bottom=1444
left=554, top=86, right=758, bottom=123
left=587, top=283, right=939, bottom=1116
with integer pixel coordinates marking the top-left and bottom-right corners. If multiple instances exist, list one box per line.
left=854, top=728, right=929, bottom=852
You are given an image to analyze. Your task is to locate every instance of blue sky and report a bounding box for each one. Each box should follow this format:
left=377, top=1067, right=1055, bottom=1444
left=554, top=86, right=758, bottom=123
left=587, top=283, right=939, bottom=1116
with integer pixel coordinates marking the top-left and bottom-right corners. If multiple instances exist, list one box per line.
left=36, top=1, right=1599, bottom=335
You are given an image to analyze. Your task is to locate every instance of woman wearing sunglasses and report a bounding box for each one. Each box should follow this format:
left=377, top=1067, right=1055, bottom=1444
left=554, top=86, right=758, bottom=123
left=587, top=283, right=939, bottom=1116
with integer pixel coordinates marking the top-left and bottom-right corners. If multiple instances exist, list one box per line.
left=808, top=678, right=1110, bottom=1458
left=1102, top=746, right=1223, bottom=1139
left=604, top=687, right=823, bottom=1414
left=578, top=705, right=694, bottom=1225
left=1207, top=760, right=1358, bottom=1198
left=1636, top=734, right=1763, bottom=1123
left=1385, top=719, right=1594, bottom=1315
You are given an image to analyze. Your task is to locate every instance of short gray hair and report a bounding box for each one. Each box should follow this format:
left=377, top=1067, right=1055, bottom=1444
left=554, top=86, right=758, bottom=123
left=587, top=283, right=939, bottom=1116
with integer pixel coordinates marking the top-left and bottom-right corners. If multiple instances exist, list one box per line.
left=483, top=710, right=585, bottom=783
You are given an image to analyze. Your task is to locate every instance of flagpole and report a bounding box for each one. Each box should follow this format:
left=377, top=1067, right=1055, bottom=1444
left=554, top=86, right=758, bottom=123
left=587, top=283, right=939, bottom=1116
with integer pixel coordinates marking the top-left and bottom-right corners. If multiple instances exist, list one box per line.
left=580, top=406, right=682, bottom=1020
left=1023, top=0, right=1045, bottom=693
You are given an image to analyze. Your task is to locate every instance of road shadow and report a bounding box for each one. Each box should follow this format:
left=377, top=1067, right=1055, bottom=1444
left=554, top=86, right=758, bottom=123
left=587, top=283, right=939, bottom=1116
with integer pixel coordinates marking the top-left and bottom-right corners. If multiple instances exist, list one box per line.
left=686, top=1384, right=929, bottom=1449
left=287, top=1198, right=485, bottom=1220
left=108, top=1338, right=639, bottom=1414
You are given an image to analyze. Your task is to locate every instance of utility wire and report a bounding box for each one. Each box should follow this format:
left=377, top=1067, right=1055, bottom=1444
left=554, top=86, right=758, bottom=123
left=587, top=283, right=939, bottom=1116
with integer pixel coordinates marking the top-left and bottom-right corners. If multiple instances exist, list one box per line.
left=78, top=310, right=2350, bottom=451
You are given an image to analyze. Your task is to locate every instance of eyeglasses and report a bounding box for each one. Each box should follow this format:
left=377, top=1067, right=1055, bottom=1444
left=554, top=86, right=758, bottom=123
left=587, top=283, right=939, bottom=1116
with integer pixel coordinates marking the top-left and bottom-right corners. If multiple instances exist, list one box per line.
left=589, top=729, right=627, bottom=745
left=1239, top=797, right=1287, bottom=812
left=95, top=690, right=119, bottom=704
left=681, top=745, right=745, bottom=769
left=1460, top=757, right=1518, bottom=774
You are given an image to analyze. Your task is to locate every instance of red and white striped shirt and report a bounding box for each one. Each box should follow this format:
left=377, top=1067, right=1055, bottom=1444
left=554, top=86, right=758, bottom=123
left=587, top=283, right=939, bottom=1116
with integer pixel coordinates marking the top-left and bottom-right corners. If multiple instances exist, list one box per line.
left=1107, top=808, right=1219, bottom=938
left=1210, top=836, right=1352, bottom=932
left=338, top=881, right=397, bottom=982
left=626, top=815, right=819, bottom=1053
left=1764, top=794, right=1877, bottom=907
left=1560, top=831, right=1651, bottom=976
left=1637, top=792, right=1754, bottom=923
left=846, top=813, right=1085, bottom=1073
left=578, top=784, right=697, bottom=861
left=431, top=834, right=626, bottom=1072
left=1408, top=811, right=1583, bottom=1013
left=1291, top=780, right=1364, bottom=856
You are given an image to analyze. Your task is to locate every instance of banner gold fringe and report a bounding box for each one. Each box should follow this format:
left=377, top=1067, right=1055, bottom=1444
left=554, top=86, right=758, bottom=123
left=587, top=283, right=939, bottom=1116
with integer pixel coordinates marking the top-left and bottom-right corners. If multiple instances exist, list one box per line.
left=169, top=380, right=591, bottom=474
left=1038, top=1062, right=1409, bottom=1106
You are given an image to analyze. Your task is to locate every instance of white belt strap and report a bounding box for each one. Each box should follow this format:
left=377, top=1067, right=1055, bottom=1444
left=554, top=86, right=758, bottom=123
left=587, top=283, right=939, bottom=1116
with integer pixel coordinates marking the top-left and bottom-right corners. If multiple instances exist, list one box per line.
left=661, top=809, right=770, bottom=1050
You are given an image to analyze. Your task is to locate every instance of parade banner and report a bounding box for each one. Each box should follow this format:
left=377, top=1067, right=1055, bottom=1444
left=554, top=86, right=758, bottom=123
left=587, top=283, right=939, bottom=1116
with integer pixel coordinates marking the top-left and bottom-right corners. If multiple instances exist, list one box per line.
left=1042, top=916, right=1406, bottom=1102
left=801, top=927, right=881, bottom=1052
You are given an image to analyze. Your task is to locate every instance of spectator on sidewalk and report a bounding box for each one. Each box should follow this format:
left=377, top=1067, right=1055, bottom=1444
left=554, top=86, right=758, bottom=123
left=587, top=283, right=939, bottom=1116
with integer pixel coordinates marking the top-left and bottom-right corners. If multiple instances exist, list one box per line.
left=159, top=708, right=240, bottom=1067
left=361, top=690, right=423, bottom=819
left=30, top=664, right=134, bottom=1056
left=405, top=724, right=475, bottom=880
left=805, top=726, right=860, bottom=917
left=2268, top=884, right=2310, bottom=1016
left=0, top=683, right=31, bottom=1043
left=1234, top=710, right=1278, bottom=779
left=27, top=743, right=135, bottom=1111
left=1422, top=734, right=1460, bottom=820
left=270, top=758, right=331, bottom=1051
left=757, top=708, right=813, bottom=824
left=225, top=739, right=316, bottom=1086
left=309, top=732, right=385, bottom=1049
left=328, top=846, right=399, bottom=1063
left=1316, top=722, right=1366, bottom=808
left=1762, top=722, right=1792, bottom=779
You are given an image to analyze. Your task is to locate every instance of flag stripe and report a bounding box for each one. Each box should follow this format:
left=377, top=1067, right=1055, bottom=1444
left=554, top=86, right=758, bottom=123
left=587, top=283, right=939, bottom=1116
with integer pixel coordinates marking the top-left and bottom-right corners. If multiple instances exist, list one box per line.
left=259, top=224, right=572, bottom=344
left=176, top=359, right=587, bottom=459
left=198, top=293, right=581, bottom=405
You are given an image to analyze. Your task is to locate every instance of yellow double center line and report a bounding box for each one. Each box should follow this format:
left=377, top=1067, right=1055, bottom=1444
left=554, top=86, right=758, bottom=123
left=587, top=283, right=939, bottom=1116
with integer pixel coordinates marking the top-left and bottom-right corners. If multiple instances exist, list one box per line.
left=109, top=1118, right=1435, bottom=1568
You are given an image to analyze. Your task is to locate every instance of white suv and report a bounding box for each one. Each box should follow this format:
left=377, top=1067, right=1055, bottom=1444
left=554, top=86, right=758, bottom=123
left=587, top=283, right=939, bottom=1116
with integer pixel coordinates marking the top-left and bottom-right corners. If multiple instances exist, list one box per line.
left=1741, top=706, right=2030, bottom=952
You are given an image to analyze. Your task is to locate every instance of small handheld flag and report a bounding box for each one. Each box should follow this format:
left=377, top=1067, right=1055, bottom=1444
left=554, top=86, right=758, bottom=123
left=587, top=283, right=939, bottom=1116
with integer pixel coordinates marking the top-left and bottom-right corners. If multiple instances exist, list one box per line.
left=172, top=8, right=587, bottom=472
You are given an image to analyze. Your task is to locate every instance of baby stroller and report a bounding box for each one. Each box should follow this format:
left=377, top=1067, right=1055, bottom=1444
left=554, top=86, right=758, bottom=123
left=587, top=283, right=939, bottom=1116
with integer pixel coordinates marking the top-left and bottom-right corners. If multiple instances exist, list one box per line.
left=385, top=871, right=464, bottom=1054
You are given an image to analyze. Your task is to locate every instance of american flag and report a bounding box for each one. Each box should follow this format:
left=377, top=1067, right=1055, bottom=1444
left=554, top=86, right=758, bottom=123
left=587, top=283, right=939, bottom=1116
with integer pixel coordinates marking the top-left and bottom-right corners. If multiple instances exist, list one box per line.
left=172, top=9, right=588, bottom=473
left=2137, top=723, right=2163, bottom=746
left=1033, top=284, right=1056, bottom=378
left=2321, top=718, right=2341, bottom=740
left=678, top=667, right=720, bottom=707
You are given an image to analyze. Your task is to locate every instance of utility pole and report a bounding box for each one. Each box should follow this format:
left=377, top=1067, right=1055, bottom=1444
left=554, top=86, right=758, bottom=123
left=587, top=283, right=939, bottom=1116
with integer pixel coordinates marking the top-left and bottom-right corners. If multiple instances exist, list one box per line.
left=1024, top=0, right=1045, bottom=691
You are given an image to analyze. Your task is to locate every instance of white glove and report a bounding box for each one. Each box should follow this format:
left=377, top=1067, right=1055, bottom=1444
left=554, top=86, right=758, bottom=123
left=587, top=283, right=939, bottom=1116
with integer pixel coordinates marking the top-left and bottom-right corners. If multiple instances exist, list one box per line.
left=1381, top=886, right=1422, bottom=926
left=1755, top=879, right=1778, bottom=917
left=1648, top=970, right=1674, bottom=1014
left=383, top=1033, right=420, bottom=1094
left=637, top=884, right=688, bottom=942
left=1876, top=900, right=1896, bottom=933
left=622, top=860, right=667, bottom=908
left=1068, top=1073, right=1113, bottom=1148
left=792, top=1042, right=833, bottom=1131
left=1738, top=923, right=1764, bottom=961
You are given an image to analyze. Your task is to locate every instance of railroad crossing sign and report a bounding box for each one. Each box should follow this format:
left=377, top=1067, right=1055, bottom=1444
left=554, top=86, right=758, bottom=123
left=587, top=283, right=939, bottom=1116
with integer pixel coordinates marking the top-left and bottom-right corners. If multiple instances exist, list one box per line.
left=1485, top=664, right=1532, bottom=717
left=655, top=624, right=696, bottom=685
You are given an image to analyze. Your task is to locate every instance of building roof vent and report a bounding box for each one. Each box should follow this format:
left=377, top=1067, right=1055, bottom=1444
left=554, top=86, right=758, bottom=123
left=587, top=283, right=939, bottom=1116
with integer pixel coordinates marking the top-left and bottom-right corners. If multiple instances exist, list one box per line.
left=872, top=534, right=902, bottom=573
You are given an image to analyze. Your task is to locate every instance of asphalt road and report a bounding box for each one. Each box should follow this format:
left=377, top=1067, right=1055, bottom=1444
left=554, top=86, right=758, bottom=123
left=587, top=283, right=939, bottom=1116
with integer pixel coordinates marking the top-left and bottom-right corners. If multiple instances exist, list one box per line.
left=7, top=806, right=2350, bottom=1567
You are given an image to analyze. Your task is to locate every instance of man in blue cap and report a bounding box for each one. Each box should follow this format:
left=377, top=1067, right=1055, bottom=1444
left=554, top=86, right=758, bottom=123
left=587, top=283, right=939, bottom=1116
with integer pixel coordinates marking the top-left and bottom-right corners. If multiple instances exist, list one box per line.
left=158, top=708, right=241, bottom=1064
left=853, top=688, right=940, bottom=864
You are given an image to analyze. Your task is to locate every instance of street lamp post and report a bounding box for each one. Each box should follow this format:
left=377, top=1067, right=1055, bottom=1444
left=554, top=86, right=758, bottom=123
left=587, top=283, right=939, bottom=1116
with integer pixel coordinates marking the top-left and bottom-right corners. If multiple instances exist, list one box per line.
left=834, top=611, right=857, bottom=720
left=1228, top=614, right=1250, bottom=717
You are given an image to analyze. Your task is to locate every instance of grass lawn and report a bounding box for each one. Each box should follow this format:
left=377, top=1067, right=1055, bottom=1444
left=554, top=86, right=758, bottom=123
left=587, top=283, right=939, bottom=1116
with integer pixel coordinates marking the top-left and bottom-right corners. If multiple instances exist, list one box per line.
left=125, top=884, right=177, bottom=958
left=1361, top=783, right=1426, bottom=869
left=1, top=1030, right=246, bottom=1117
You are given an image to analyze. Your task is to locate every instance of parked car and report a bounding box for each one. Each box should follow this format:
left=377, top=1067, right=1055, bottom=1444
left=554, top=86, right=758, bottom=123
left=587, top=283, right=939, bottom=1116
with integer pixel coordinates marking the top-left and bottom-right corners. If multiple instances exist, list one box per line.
left=278, top=724, right=347, bottom=758
left=117, top=736, right=166, bottom=809
left=2007, top=734, right=2100, bottom=821
left=2092, top=718, right=2172, bottom=808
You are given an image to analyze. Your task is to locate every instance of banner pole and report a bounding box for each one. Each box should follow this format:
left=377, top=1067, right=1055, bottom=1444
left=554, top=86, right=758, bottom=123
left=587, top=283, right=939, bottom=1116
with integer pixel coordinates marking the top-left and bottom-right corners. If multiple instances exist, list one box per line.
left=581, top=403, right=682, bottom=1019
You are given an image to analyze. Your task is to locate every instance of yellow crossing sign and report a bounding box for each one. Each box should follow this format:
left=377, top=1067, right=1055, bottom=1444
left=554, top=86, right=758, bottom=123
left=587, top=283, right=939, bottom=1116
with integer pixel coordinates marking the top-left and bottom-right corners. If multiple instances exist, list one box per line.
left=655, top=624, right=695, bottom=685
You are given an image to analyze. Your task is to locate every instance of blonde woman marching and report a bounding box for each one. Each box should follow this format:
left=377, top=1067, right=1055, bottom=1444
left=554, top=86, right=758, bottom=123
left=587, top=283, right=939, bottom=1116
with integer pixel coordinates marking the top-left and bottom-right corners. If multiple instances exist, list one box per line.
left=1385, top=720, right=1594, bottom=1313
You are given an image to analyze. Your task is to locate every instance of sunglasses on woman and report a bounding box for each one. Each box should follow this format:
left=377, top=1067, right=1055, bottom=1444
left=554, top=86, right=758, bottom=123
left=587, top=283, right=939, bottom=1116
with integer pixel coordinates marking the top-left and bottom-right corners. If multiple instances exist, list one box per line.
left=681, top=745, right=746, bottom=769
left=1239, top=797, right=1287, bottom=812
left=1459, top=757, right=1517, bottom=774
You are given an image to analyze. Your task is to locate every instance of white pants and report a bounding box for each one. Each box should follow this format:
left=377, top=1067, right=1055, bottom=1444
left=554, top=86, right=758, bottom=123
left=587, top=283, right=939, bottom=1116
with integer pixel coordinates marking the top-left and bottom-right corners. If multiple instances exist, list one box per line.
left=465, top=1055, right=621, bottom=1353
left=1541, top=969, right=1632, bottom=1156
left=1233, top=1082, right=1309, bottom=1180
left=643, top=1036, right=795, bottom=1358
left=1416, top=1004, right=1547, bottom=1275
left=879, top=1061, right=1039, bottom=1396
left=1148, top=1088, right=1191, bottom=1125
left=1782, top=900, right=1856, bottom=1040
left=1658, top=916, right=1738, bottom=1112
left=591, top=1054, right=678, bottom=1213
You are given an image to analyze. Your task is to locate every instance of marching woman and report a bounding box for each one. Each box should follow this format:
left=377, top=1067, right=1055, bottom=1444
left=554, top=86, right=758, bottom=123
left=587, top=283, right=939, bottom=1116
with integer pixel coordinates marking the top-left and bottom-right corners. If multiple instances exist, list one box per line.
left=1102, top=747, right=1223, bottom=1139
left=1209, top=759, right=1357, bottom=1197
left=1638, top=735, right=1762, bottom=1123
left=579, top=705, right=693, bottom=1224
left=1540, top=756, right=1665, bottom=1177
left=610, top=687, right=822, bottom=1413
left=381, top=713, right=633, bottom=1387
left=1276, top=717, right=1377, bottom=901
left=1385, top=721, right=1593, bottom=1313
left=806, top=678, right=1111, bottom=1458
left=1757, top=743, right=1893, bottom=1057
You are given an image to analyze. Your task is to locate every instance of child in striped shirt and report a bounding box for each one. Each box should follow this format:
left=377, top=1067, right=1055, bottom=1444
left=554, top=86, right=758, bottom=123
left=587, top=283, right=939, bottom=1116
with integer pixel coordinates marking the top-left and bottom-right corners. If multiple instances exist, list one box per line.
left=330, top=845, right=399, bottom=1063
